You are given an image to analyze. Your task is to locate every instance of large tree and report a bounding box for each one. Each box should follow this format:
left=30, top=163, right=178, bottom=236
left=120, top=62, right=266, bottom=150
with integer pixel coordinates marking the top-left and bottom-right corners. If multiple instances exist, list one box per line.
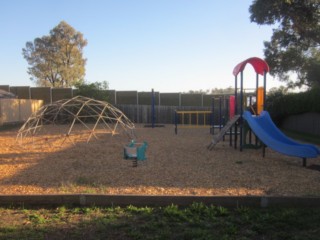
left=22, top=21, right=87, bottom=87
left=249, top=0, right=320, bottom=88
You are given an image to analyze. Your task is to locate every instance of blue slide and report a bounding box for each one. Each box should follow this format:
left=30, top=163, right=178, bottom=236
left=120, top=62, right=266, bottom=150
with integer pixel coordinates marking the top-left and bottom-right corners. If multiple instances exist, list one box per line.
left=243, top=111, right=320, bottom=159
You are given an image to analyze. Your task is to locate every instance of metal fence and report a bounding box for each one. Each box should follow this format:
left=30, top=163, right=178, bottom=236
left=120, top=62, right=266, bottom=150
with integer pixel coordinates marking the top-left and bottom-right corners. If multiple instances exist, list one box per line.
left=115, top=104, right=227, bottom=125
left=281, top=112, right=320, bottom=137
left=0, top=85, right=231, bottom=107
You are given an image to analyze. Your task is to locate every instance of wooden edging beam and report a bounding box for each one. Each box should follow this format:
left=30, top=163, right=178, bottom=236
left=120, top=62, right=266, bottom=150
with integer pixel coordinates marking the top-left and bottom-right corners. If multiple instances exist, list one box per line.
left=0, top=195, right=320, bottom=208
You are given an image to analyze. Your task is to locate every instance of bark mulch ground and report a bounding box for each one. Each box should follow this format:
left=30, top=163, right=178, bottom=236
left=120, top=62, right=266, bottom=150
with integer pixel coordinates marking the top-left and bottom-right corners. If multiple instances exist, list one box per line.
left=1, top=124, right=320, bottom=196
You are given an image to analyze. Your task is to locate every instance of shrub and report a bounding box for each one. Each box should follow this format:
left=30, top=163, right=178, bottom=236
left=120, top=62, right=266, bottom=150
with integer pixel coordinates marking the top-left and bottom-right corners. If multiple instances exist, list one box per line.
left=266, top=87, right=320, bottom=125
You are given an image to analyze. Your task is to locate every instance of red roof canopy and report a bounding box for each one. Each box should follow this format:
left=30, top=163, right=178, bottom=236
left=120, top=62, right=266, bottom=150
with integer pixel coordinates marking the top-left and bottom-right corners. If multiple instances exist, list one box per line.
left=233, top=57, right=269, bottom=76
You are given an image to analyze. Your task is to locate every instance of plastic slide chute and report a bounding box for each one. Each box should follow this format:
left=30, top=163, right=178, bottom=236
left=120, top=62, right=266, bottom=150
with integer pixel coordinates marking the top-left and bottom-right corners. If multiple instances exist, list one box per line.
left=243, top=111, right=320, bottom=159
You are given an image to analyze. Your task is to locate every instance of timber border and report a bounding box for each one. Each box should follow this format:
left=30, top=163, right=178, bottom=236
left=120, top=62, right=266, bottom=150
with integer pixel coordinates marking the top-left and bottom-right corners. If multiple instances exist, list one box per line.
left=0, top=194, right=320, bottom=208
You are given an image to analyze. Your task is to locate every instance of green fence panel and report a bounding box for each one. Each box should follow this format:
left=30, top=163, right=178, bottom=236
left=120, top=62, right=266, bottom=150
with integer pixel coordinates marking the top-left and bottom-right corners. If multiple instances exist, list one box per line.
left=9, top=86, right=31, bottom=99
left=0, top=85, right=10, bottom=92
left=30, top=87, right=51, bottom=104
left=160, top=93, right=180, bottom=106
left=52, top=88, right=73, bottom=102
left=116, top=91, right=138, bottom=105
left=203, top=95, right=215, bottom=107
left=138, top=91, right=160, bottom=106
left=181, top=93, right=202, bottom=106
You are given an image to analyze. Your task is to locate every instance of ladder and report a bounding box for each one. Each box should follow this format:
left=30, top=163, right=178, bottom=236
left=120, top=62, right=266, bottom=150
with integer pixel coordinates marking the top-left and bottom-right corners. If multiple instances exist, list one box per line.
left=208, top=115, right=240, bottom=150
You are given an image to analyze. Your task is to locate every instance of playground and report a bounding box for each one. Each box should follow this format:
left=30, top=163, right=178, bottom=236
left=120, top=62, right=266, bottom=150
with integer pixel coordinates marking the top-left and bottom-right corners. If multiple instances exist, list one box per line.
left=1, top=57, right=319, bottom=198
left=0, top=123, right=320, bottom=197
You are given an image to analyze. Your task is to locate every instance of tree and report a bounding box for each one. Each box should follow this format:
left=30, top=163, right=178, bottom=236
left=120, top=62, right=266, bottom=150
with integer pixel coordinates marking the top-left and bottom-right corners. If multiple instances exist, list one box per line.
left=249, top=0, right=320, bottom=88
left=74, top=80, right=109, bottom=101
left=22, top=21, right=87, bottom=87
left=187, top=86, right=234, bottom=95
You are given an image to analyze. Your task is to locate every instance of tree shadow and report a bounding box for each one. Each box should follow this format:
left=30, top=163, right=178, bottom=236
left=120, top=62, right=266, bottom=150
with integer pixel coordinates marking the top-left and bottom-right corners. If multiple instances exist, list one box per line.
left=1, top=126, right=320, bottom=196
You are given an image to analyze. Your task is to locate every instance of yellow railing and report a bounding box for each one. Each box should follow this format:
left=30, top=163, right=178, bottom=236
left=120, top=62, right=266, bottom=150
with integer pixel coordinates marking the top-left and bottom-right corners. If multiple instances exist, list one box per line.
left=174, top=110, right=213, bottom=134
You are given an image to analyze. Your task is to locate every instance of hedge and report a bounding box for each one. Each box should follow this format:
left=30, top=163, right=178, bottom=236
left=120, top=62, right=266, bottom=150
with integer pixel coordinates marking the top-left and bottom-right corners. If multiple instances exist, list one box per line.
left=266, top=88, right=320, bottom=125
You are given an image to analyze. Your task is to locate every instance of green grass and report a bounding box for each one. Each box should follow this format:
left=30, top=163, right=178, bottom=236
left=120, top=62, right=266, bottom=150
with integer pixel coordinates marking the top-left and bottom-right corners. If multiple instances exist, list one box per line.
left=0, top=123, right=22, bottom=132
left=282, top=129, right=320, bottom=145
left=1, top=203, right=320, bottom=239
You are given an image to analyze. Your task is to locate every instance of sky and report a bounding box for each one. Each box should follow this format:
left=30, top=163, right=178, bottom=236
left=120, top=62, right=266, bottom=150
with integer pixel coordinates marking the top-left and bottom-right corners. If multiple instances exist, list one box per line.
left=0, top=0, right=285, bottom=93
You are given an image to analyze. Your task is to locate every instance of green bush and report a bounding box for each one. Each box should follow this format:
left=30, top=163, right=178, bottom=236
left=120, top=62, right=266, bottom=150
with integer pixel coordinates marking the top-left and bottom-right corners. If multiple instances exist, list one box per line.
left=74, top=81, right=109, bottom=101
left=267, top=87, right=320, bottom=125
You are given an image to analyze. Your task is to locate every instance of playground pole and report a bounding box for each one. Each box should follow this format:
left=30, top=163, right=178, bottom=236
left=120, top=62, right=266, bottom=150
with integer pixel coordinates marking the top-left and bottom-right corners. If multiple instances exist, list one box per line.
left=240, top=70, right=244, bottom=152
left=256, top=72, right=259, bottom=114
left=174, top=111, right=178, bottom=134
left=151, top=88, right=155, bottom=128
left=263, top=71, right=267, bottom=110
left=234, top=75, right=238, bottom=149
left=219, top=97, right=222, bottom=131
left=211, top=97, right=215, bottom=134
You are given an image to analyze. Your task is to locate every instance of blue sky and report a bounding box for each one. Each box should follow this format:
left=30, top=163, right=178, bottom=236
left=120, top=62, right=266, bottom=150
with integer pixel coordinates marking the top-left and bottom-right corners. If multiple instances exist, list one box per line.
left=0, top=0, right=284, bottom=92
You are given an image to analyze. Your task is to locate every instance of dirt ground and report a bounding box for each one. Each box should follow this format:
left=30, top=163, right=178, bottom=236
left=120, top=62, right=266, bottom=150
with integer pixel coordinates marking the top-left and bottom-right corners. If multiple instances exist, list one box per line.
left=1, top=124, right=320, bottom=196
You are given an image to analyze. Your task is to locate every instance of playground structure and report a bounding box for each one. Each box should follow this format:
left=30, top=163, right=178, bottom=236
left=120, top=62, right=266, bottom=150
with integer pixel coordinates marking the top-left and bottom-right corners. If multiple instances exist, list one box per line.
left=17, top=96, right=136, bottom=145
left=123, top=140, right=148, bottom=167
left=209, top=57, right=320, bottom=167
left=144, top=89, right=165, bottom=128
left=174, top=110, right=212, bottom=134
left=174, top=96, right=230, bottom=134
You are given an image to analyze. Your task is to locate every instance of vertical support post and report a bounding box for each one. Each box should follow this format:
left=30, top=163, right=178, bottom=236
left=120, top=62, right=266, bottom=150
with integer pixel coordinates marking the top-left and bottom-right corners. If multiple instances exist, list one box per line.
left=50, top=87, right=53, bottom=104
left=303, top=158, right=307, bottom=167
left=137, top=91, right=139, bottom=124
left=249, top=96, right=252, bottom=144
left=174, top=111, right=178, bottom=135
left=201, top=93, right=204, bottom=107
left=196, top=112, right=199, bottom=126
left=229, top=125, right=232, bottom=146
left=225, top=97, right=229, bottom=122
left=151, top=89, right=155, bottom=128
left=263, top=70, right=267, bottom=111
left=219, top=97, right=222, bottom=131
left=240, top=71, right=244, bottom=152
left=234, top=76, right=238, bottom=115
left=234, top=76, right=238, bottom=149
left=256, top=73, right=259, bottom=114
left=211, top=97, right=215, bottom=134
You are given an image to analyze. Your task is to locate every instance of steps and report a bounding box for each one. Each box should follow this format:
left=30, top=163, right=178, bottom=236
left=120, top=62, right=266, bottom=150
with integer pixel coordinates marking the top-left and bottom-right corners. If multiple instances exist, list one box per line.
left=208, top=115, right=240, bottom=150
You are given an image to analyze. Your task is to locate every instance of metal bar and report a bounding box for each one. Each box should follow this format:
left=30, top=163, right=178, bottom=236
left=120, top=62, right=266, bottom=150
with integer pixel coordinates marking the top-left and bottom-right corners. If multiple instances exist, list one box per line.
left=240, top=71, right=243, bottom=152
left=303, top=158, right=307, bottom=167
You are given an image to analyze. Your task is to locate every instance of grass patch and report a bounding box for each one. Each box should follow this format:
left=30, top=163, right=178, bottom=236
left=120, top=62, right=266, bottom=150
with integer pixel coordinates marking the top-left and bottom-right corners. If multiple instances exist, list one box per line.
left=281, top=129, right=320, bottom=145
left=0, top=123, right=22, bottom=132
left=0, top=203, right=320, bottom=239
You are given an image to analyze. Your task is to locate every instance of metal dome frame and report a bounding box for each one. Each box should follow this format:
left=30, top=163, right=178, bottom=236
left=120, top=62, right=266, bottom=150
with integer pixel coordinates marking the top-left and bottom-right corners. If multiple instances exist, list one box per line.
left=17, top=95, right=135, bottom=145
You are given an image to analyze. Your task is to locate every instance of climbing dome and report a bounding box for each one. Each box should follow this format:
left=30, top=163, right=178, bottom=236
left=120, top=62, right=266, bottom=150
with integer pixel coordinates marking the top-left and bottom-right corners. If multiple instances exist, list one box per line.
left=17, top=96, right=135, bottom=145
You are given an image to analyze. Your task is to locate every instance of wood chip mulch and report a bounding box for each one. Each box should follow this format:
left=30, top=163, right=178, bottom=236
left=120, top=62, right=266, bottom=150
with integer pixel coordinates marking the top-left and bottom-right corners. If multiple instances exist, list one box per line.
left=1, top=124, right=320, bottom=196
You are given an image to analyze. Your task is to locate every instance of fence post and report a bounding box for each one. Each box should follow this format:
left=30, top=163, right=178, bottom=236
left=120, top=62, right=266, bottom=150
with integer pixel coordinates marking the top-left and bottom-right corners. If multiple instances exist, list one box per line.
left=201, top=94, right=204, bottom=107
left=137, top=91, right=139, bottom=123
left=49, top=87, right=52, bottom=104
